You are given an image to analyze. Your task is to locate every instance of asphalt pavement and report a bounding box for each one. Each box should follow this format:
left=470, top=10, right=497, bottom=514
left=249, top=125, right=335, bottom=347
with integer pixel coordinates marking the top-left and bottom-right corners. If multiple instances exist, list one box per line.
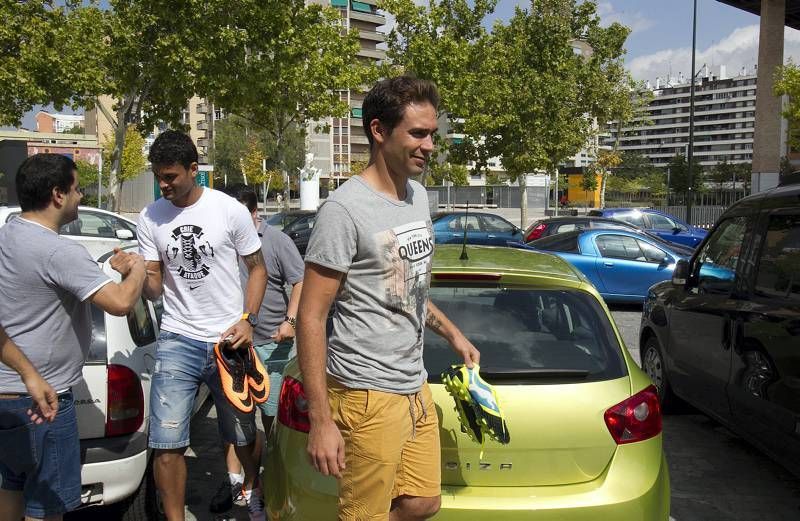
left=72, top=304, right=800, bottom=521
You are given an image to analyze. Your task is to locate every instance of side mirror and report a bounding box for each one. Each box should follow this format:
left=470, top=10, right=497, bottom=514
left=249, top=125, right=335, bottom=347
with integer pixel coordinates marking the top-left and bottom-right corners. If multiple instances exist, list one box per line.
left=672, top=259, right=689, bottom=286
left=660, top=256, right=671, bottom=266
left=672, top=227, right=682, bottom=235
left=116, top=229, right=135, bottom=240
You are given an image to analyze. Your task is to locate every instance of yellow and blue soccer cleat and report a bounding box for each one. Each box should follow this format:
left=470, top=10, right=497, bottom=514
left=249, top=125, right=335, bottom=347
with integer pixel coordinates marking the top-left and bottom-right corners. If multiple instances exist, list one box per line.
left=442, top=363, right=510, bottom=445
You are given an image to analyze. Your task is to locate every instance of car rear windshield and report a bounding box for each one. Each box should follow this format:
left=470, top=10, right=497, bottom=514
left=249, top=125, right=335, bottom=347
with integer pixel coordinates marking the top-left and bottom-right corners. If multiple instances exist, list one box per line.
left=528, top=232, right=580, bottom=252
left=425, top=286, right=627, bottom=383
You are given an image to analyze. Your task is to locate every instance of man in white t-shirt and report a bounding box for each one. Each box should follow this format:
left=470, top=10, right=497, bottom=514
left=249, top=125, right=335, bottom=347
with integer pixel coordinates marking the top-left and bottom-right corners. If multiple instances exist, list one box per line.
left=138, top=131, right=268, bottom=521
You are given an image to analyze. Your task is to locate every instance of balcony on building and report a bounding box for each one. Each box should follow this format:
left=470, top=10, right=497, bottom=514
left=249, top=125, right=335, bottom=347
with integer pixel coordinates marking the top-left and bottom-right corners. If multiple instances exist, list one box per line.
left=196, top=120, right=208, bottom=131
left=196, top=103, right=209, bottom=114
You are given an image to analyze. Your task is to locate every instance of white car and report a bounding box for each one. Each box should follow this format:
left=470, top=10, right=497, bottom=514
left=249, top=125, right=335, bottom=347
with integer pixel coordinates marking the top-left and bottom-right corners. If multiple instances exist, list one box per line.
left=73, top=246, right=208, bottom=519
left=0, top=206, right=138, bottom=258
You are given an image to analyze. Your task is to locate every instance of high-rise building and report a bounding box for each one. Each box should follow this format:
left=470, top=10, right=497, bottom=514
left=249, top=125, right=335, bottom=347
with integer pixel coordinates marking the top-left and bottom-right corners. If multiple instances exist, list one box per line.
left=605, top=66, right=758, bottom=168
left=308, top=0, right=386, bottom=188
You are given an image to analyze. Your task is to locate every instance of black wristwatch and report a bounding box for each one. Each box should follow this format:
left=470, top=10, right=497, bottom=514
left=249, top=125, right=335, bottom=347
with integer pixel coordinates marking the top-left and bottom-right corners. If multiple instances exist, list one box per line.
left=242, top=313, right=259, bottom=327
left=284, top=315, right=297, bottom=329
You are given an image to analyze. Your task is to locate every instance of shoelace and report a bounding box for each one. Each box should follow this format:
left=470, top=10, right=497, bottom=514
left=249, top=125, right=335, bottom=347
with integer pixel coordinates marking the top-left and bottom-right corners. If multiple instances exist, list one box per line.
left=228, top=353, right=247, bottom=393
left=241, top=349, right=265, bottom=385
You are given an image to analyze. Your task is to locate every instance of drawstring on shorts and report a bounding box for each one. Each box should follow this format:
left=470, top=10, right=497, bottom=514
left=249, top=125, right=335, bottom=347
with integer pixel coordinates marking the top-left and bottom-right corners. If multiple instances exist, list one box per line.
left=407, top=391, right=427, bottom=439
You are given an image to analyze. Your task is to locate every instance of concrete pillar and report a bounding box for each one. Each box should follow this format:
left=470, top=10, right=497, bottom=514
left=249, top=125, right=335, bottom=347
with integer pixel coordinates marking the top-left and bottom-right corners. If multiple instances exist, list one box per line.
left=752, top=0, right=785, bottom=192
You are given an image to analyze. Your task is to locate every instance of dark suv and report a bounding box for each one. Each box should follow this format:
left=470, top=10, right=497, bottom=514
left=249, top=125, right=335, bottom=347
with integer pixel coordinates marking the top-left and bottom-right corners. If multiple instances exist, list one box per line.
left=639, top=173, right=800, bottom=476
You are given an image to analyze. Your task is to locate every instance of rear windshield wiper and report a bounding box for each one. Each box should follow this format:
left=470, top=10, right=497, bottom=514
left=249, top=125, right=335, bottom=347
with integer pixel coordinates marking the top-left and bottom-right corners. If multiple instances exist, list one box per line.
left=479, top=368, right=590, bottom=379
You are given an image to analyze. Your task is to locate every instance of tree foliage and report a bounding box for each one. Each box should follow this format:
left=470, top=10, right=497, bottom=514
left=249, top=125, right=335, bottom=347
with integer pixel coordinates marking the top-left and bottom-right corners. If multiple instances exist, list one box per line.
left=0, top=1, right=106, bottom=126
left=667, top=154, right=702, bottom=194
left=102, top=125, right=146, bottom=195
left=776, top=61, right=800, bottom=151
left=428, top=162, right=469, bottom=186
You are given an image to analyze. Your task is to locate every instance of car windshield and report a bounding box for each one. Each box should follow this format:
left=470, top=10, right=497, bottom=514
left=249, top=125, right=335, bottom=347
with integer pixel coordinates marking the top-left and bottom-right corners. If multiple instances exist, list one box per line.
left=265, top=212, right=287, bottom=226
left=425, top=286, right=627, bottom=383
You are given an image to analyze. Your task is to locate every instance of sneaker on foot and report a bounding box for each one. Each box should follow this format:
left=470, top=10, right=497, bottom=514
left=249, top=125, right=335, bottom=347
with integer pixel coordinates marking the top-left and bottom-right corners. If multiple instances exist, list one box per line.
left=209, top=478, right=235, bottom=513
left=245, top=486, right=266, bottom=521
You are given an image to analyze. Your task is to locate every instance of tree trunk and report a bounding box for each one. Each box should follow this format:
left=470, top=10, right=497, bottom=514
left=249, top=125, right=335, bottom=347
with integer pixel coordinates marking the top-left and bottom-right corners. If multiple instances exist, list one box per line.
left=518, top=173, right=527, bottom=230
left=599, top=171, right=608, bottom=209
left=108, top=105, right=127, bottom=212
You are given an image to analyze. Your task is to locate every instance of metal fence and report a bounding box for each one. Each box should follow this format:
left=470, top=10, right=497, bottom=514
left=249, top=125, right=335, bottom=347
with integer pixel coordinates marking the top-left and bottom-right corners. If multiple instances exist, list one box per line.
left=607, top=189, right=750, bottom=229
left=426, top=185, right=549, bottom=210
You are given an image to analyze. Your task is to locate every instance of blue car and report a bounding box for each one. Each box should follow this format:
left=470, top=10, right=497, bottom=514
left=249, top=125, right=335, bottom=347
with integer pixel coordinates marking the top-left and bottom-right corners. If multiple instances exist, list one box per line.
left=587, top=208, right=707, bottom=248
left=432, top=211, right=523, bottom=246
left=521, top=229, right=692, bottom=303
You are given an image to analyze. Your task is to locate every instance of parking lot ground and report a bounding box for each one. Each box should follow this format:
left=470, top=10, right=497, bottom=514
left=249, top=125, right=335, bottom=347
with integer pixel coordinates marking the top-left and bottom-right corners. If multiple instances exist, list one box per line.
left=72, top=303, right=800, bottom=520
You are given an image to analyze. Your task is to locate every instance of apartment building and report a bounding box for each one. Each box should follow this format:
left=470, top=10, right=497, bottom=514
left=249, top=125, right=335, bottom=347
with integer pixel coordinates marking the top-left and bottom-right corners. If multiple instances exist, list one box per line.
left=85, top=95, right=216, bottom=163
left=308, top=0, right=386, bottom=187
left=35, top=112, right=84, bottom=134
left=606, top=66, right=758, bottom=168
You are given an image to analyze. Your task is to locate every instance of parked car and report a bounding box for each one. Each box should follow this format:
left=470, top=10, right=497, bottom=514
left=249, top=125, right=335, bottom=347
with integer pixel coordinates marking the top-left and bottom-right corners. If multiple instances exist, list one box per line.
left=265, top=245, right=670, bottom=520
left=524, top=215, right=646, bottom=242
left=0, top=206, right=138, bottom=258
left=432, top=211, right=523, bottom=246
left=72, top=246, right=208, bottom=519
left=263, top=210, right=315, bottom=231
left=280, top=211, right=317, bottom=256
left=522, top=229, right=692, bottom=303
left=587, top=208, right=707, bottom=248
left=639, top=173, right=800, bottom=477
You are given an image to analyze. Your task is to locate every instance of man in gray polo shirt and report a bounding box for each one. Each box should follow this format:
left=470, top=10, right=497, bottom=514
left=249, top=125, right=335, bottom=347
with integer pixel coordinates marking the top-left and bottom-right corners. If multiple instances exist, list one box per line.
left=0, top=153, right=146, bottom=521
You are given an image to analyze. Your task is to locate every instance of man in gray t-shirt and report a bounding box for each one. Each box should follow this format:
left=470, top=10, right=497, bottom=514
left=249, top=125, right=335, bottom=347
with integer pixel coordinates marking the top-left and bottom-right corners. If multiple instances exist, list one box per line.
left=0, top=154, right=146, bottom=521
left=298, top=77, right=479, bottom=521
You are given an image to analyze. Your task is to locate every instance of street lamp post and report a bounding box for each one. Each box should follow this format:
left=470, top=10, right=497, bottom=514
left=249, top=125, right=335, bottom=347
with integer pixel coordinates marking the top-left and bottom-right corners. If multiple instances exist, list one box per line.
left=686, top=0, right=698, bottom=225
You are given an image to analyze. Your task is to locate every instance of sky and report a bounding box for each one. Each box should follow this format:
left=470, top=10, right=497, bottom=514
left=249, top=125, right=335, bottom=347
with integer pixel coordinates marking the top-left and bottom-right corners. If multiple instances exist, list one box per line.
left=18, top=0, right=800, bottom=129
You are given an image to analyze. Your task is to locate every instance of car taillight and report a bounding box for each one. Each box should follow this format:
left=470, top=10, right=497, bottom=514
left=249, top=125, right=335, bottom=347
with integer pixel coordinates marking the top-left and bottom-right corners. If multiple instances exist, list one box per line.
left=525, top=223, right=547, bottom=242
left=278, top=376, right=310, bottom=433
left=105, top=364, right=144, bottom=437
left=604, top=385, right=662, bottom=444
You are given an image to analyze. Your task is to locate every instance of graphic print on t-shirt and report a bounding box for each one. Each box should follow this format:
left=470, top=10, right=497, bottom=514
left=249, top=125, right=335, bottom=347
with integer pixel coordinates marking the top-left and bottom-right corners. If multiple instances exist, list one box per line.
left=375, top=220, right=433, bottom=318
left=165, top=224, right=215, bottom=287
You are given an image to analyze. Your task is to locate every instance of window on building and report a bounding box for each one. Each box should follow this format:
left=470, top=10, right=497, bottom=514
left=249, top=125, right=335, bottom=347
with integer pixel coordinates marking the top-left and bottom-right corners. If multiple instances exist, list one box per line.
left=351, top=0, right=372, bottom=12
left=331, top=0, right=347, bottom=6
left=351, top=107, right=363, bottom=118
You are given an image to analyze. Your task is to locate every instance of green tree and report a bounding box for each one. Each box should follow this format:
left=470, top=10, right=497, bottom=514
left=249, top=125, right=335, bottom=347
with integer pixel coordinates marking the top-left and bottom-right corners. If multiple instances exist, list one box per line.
left=0, top=1, right=106, bottom=126
left=62, top=124, right=84, bottom=134
left=204, top=0, right=378, bottom=211
left=389, top=0, right=632, bottom=225
left=667, top=154, right=701, bottom=194
left=616, top=151, right=657, bottom=180
left=102, top=125, right=146, bottom=206
left=776, top=61, right=800, bottom=151
left=428, top=162, right=469, bottom=186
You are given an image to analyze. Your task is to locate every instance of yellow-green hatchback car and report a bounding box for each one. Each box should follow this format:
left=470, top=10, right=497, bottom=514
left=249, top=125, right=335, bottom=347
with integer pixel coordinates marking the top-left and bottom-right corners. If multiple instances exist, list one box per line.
left=265, top=245, right=670, bottom=520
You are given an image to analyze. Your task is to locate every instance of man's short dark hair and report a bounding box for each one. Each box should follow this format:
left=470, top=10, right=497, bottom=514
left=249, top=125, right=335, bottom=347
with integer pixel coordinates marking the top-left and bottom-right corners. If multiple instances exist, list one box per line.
left=362, top=76, right=440, bottom=147
left=16, top=153, right=77, bottom=211
left=148, top=130, right=198, bottom=169
left=237, top=190, right=258, bottom=213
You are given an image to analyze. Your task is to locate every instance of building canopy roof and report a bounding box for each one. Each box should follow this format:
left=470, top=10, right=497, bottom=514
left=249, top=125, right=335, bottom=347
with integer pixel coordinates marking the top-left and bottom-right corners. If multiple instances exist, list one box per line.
left=716, top=0, right=800, bottom=30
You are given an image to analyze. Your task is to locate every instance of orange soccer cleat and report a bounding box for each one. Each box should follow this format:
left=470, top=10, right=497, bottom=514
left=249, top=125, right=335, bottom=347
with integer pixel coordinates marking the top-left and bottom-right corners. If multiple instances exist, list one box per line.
left=242, top=345, right=269, bottom=405
left=215, top=340, right=253, bottom=413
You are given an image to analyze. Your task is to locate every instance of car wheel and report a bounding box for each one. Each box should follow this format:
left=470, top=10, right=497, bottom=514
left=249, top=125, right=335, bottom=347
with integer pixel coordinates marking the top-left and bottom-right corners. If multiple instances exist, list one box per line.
left=642, top=336, right=678, bottom=410
left=115, top=457, right=166, bottom=521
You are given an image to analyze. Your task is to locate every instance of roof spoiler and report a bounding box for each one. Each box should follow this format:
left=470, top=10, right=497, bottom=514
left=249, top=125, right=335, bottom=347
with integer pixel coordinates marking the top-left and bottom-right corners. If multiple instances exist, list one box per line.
left=779, top=171, right=800, bottom=187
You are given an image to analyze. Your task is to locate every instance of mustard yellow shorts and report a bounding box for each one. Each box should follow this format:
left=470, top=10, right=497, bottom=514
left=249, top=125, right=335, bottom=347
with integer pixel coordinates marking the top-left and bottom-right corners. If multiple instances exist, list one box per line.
left=328, top=379, right=441, bottom=521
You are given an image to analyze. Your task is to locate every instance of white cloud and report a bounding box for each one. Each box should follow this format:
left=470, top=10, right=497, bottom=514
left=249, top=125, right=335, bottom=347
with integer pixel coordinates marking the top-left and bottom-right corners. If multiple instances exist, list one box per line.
left=597, top=1, right=654, bottom=34
left=628, top=24, right=800, bottom=84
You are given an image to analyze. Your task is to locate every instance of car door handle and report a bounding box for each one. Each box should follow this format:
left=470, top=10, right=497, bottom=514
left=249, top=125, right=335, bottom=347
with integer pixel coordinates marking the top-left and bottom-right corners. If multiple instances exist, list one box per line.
left=487, top=234, right=496, bottom=238
left=604, top=261, right=614, bottom=267
left=451, top=233, right=461, bottom=237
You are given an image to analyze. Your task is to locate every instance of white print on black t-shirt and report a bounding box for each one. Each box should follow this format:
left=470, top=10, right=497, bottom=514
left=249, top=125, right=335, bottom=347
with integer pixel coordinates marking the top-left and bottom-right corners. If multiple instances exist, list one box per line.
left=165, top=224, right=215, bottom=283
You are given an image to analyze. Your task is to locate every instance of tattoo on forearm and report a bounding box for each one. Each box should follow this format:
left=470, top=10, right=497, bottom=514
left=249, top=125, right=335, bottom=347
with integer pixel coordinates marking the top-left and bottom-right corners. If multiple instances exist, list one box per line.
left=426, top=311, right=443, bottom=333
left=242, top=250, right=265, bottom=271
